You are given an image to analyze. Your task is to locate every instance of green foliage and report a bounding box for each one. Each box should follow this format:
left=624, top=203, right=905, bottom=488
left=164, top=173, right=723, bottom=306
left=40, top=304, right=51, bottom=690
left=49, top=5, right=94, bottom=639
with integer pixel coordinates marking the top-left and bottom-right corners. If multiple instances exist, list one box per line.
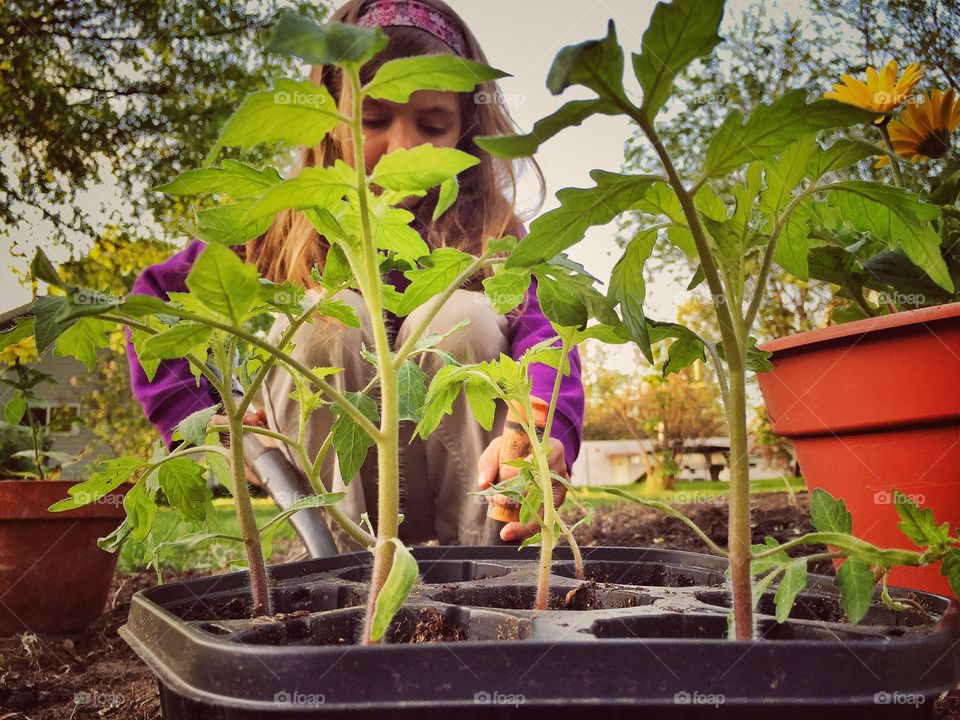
left=633, top=0, right=724, bottom=120
left=369, top=539, right=418, bottom=642
left=704, top=91, right=875, bottom=177
left=507, top=171, right=658, bottom=267
left=330, top=392, right=380, bottom=485
left=363, top=56, right=509, bottom=103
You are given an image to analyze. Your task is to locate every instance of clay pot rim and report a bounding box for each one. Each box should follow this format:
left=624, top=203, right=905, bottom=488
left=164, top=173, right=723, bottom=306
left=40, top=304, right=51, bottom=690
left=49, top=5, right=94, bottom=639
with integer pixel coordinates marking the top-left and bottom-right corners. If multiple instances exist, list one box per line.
left=758, top=301, right=960, bottom=354
left=0, top=479, right=129, bottom=520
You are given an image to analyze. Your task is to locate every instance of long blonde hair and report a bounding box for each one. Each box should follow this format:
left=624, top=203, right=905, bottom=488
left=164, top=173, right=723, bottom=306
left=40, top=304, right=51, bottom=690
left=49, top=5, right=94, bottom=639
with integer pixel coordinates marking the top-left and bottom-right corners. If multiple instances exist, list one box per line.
left=245, top=0, right=545, bottom=289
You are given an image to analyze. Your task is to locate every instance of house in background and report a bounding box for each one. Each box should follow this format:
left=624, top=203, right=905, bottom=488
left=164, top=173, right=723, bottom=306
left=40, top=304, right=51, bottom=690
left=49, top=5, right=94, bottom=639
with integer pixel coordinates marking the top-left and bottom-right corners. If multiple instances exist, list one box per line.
left=571, top=438, right=781, bottom=487
left=0, top=303, right=103, bottom=480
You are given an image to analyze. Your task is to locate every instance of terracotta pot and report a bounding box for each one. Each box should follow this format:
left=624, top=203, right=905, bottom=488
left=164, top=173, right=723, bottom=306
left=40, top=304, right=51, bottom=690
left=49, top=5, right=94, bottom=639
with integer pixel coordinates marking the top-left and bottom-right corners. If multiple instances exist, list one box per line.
left=757, top=302, right=960, bottom=595
left=0, top=480, right=128, bottom=635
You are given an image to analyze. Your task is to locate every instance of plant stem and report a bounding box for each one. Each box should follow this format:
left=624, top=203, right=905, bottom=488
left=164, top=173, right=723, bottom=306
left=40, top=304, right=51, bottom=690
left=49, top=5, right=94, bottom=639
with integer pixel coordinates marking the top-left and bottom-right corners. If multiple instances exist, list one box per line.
left=342, top=65, right=400, bottom=645
left=634, top=112, right=754, bottom=640
left=541, top=332, right=583, bottom=580
left=878, top=123, right=906, bottom=188
left=218, top=344, right=272, bottom=617
left=726, top=360, right=754, bottom=640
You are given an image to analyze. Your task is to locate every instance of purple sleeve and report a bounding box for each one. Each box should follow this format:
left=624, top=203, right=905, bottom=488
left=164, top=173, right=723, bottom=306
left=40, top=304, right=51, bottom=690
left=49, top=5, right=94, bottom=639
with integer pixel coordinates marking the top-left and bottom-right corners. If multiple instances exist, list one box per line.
left=125, top=239, right=215, bottom=449
left=506, top=224, right=584, bottom=470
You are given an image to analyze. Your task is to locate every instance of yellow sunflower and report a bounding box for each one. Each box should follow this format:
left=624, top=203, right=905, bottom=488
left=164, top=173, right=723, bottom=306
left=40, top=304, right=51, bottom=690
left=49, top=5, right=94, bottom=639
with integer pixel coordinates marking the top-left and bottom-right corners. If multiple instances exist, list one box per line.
left=824, top=60, right=924, bottom=120
left=876, top=89, right=960, bottom=167
left=0, top=336, right=38, bottom=366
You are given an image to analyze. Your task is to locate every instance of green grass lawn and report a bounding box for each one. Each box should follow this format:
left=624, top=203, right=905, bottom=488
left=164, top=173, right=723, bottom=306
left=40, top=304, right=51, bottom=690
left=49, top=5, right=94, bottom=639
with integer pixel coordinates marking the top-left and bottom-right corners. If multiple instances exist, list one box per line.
left=562, top=476, right=806, bottom=510
left=116, top=497, right=297, bottom=575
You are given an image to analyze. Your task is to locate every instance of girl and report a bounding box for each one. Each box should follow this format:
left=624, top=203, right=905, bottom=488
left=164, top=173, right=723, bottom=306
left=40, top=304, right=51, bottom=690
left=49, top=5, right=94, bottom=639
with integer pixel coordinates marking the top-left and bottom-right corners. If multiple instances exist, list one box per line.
left=126, top=0, right=584, bottom=553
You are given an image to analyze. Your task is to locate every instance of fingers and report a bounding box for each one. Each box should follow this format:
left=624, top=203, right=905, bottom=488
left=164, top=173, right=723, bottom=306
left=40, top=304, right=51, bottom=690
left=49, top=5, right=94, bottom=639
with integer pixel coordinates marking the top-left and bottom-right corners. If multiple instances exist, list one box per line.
left=477, top=436, right=502, bottom=489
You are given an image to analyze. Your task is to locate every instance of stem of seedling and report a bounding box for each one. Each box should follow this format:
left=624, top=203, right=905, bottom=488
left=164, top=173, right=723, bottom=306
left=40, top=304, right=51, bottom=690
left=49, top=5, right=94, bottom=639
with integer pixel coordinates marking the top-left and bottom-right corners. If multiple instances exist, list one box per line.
left=217, top=340, right=273, bottom=616
left=633, top=111, right=755, bottom=640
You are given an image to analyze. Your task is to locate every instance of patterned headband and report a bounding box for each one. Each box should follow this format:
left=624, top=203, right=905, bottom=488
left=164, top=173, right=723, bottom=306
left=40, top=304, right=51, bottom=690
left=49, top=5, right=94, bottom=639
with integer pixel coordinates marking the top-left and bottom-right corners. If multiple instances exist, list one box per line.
left=356, top=0, right=468, bottom=58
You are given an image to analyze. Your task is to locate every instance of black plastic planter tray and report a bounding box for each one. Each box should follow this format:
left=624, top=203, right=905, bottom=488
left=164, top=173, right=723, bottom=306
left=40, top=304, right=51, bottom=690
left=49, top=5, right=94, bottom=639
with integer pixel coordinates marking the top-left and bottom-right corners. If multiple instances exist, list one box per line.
left=120, top=546, right=960, bottom=719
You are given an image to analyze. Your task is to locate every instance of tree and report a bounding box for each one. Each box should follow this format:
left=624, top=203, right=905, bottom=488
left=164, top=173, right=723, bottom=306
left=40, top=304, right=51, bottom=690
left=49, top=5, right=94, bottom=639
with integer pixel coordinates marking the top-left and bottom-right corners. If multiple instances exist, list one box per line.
left=581, top=343, right=725, bottom=490
left=1, top=0, right=327, bottom=258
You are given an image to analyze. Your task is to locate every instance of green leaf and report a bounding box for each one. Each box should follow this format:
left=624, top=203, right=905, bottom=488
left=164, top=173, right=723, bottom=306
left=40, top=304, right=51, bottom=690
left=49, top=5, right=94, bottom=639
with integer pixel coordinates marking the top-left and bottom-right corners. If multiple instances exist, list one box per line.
left=835, top=557, right=875, bottom=623
left=633, top=0, right=724, bottom=120
left=894, top=489, right=951, bottom=549
left=267, top=10, right=388, bottom=65
left=54, top=317, right=111, bottom=370
left=363, top=55, right=508, bottom=103
left=121, top=294, right=170, bottom=318
left=759, top=137, right=817, bottom=219
left=773, top=202, right=812, bottom=280
left=662, top=330, right=706, bottom=376
left=412, top=318, right=471, bottom=355
left=48, top=457, right=146, bottom=512
left=940, top=549, right=960, bottom=599
left=746, top=336, right=773, bottom=372
left=751, top=536, right=789, bottom=576
left=369, top=538, right=419, bottom=642
left=31, top=296, right=78, bottom=353
left=826, top=182, right=953, bottom=292
left=0, top=316, right=35, bottom=353
left=609, top=227, right=657, bottom=362
left=125, top=480, right=159, bottom=543
left=704, top=91, right=876, bottom=177
left=243, top=161, right=355, bottom=220
left=213, top=77, right=342, bottom=154
left=330, top=392, right=380, bottom=484
left=174, top=406, right=219, bottom=447
left=371, top=206, right=429, bottom=260
left=397, top=361, right=428, bottom=423
left=808, top=139, right=877, bottom=180
left=258, top=492, right=348, bottom=537
left=4, top=391, right=26, bottom=424
left=415, top=364, right=470, bottom=438
left=139, top=323, right=212, bottom=361
left=157, top=457, right=213, bottom=523
left=774, top=559, right=808, bottom=623
left=370, top=145, right=479, bottom=193
left=507, top=171, right=658, bottom=267
left=30, top=249, right=67, bottom=289
left=186, top=198, right=276, bottom=246
left=314, top=299, right=360, bottom=328
left=465, top=379, right=497, bottom=431
left=475, top=98, right=619, bottom=158
left=97, top=519, right=132, bottom=553
left=546, top=20, right=628, bottom=105
left=130, top=324, right=161, bottom=381
left=397, top=248, right=474, bottom=316
left=810, top=488, right=852, bottom=535
left=533, top=268, right=588, bottom=329
left=186, top=244, right=261, bottom=324
left=154, top=160, right=282, bottom=197
left=433, top=177, right=459, bottom=221
left=483, top=266, right=531, bottom=314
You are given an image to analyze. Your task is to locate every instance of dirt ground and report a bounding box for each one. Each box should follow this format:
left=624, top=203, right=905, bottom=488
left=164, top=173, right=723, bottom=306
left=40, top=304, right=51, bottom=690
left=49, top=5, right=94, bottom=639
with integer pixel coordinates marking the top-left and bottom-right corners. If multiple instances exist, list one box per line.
left=2, top=493, right=958, bottom=719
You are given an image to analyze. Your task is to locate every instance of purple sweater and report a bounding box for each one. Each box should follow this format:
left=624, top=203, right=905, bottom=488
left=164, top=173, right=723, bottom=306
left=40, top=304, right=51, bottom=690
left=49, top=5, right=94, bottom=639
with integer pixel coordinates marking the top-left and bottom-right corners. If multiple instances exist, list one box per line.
left=125, top=230, right=584, bottom=468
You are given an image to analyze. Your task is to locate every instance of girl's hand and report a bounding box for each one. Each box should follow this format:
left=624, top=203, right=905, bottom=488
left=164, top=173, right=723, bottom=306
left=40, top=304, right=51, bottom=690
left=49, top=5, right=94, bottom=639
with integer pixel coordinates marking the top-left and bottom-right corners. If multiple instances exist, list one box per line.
left=477, top=435, right=568, bottom=542
left=211, top=409, right=270, bottom=487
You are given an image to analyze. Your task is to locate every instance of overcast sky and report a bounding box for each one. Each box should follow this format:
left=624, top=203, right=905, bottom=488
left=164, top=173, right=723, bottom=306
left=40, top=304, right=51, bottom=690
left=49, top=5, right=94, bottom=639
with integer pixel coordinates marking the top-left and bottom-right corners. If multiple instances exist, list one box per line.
left=1, top=0, right=811, bottom=321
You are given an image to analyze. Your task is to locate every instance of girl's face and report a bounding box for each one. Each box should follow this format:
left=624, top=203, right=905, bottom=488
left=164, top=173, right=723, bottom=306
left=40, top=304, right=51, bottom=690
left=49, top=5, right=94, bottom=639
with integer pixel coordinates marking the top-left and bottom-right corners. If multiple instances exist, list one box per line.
left=343, top=89, right=463, bottom=207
